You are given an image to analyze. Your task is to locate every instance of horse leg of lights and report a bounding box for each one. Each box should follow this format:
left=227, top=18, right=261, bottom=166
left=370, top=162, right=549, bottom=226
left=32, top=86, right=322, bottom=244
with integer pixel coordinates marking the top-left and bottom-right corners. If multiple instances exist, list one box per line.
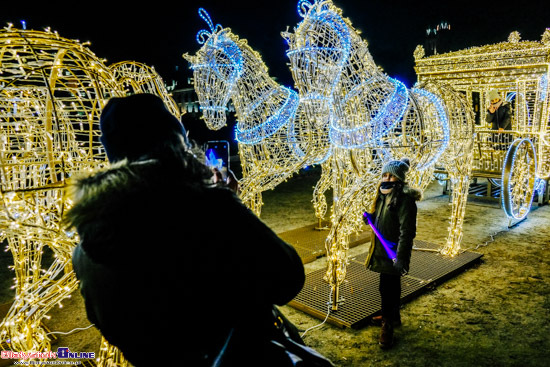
left=323, top=156, right=381, bottom=310
left=238, top=173, right=264, bottom=217
left=0, top=194, right=78, bottom=355
left=313, top=159, right=334, bottom=229
left=251, top=192, right=264, bottom=217
left=441, top=171, right=471, bottom=256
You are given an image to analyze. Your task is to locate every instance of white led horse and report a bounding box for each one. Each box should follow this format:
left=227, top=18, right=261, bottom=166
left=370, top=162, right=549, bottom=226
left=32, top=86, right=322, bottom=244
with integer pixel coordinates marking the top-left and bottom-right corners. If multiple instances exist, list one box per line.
left=283, top=0, right=475, bottom=306
left=184, top=9, right=331, bottom=216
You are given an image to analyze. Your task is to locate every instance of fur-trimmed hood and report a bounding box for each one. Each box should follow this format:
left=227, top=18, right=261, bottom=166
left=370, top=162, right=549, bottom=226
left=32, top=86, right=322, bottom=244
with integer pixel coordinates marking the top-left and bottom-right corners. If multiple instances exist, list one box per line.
left=65, top=159, right=161, bottom=229
left=403, top=185, right=423, bottom=202
left=65, top=159, right=148, bottom=230
left=64, top=158, right=214, bottom=264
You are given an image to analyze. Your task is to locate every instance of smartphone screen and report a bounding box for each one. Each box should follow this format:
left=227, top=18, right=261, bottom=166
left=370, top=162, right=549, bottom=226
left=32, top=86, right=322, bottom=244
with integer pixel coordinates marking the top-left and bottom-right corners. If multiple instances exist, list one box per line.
left=204, top=140, right=229, bottom=180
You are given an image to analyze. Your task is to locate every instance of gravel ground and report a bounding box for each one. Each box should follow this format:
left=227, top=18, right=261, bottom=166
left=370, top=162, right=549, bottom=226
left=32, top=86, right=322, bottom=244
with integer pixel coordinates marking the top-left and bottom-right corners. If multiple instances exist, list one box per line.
left=1, top=166, right=549, bottom=367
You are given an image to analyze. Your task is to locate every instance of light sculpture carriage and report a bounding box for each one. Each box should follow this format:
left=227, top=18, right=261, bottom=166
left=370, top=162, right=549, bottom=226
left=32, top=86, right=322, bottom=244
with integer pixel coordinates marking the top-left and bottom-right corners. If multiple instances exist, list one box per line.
left=283, top=0, right=476, bottom=308
left=109, top=61, right=181, bottom=116
left=0, top=26, right=177, bottom=366
left=415, top=29, right=550, bottom=225
left=184, top=8, right=331, bottom=216
left=0, top=26, right=115, bottom=361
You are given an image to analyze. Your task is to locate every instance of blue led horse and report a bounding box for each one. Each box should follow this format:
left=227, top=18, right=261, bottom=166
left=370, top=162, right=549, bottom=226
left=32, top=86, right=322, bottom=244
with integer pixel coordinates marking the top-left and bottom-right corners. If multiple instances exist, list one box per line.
left=184, top=8, right=331, bottom=216
left=283, top=0, right=475, bottom=304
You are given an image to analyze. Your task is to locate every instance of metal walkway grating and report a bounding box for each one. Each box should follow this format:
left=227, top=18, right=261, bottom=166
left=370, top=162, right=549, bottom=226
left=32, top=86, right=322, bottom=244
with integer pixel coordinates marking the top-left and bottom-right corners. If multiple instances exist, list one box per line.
left=278, top=224, right=370, bottom=264
left=286, top=235, right=483, bottom=329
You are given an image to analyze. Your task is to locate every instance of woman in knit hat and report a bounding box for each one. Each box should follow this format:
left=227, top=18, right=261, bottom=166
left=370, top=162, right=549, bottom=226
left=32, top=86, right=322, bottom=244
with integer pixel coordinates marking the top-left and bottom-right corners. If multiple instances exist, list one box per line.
left=486, top=89, right=512, bottom=131
left=363, top=158, right=422, bottom=349
left=486, top=89, right=513, bottom=150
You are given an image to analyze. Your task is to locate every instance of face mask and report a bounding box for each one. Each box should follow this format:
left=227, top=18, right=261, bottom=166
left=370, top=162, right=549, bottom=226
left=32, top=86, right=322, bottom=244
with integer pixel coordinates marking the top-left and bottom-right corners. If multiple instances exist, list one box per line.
left=380, top=181, right=397, bottom=189
left=380, top=180, right=397, bottom=195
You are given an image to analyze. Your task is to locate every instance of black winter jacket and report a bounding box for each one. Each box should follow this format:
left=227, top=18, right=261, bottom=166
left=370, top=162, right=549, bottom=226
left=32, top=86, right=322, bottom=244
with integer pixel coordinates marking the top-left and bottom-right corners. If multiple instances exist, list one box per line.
left=64, top=158, right=305, bottom=366
left=365, top=185, right=422, bottom=275
left=486, top=102, right=512, bottom=130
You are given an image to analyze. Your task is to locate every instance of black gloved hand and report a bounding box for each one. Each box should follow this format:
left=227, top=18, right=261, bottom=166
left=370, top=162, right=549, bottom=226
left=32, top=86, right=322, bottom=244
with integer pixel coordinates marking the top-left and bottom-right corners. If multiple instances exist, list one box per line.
left=393, top=258, right=408, bottom=276
left=363, top=212, right=374, bottom=225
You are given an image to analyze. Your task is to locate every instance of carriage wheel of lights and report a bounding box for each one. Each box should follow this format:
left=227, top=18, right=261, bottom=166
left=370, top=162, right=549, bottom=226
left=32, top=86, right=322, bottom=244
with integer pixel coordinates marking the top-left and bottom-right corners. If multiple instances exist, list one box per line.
left=284, top=0, right=475, bottom=308
left=415, top=28, right=550, bottom=226
left=184, top=8, right=332, bottom=217
left=502, top=138, right=537, bottom=220
left=0, top=26, right=173, bottom=366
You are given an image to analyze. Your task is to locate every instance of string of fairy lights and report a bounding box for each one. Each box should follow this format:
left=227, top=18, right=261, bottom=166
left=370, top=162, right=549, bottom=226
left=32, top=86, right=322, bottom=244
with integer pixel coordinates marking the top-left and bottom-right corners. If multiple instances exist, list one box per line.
left=0, top=26, right=177, bottom=366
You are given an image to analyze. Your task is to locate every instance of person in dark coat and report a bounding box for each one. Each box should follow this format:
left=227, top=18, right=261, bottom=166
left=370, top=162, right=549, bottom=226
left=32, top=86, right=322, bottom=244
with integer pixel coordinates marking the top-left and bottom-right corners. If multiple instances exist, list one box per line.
left=486, top=89, right=513, bottom=150
left=363, top=158, right=422, bottom=349
left=63, top=94, right=310, bottom=366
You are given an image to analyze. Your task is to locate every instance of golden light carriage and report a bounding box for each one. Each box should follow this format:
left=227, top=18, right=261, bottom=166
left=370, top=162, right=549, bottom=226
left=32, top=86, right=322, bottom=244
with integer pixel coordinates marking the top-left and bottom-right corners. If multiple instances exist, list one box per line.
left=415, top=29, right=550, bottom=225
left=0, top=26, right=177, bottom=366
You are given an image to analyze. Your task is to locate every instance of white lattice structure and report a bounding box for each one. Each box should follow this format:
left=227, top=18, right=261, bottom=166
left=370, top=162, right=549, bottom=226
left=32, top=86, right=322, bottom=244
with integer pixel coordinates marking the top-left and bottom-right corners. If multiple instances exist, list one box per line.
left=0, top=26, right=177, bottom=366
left=184, top=8, right=331, bottom=215
left=283, top=0, right=475, bottom=307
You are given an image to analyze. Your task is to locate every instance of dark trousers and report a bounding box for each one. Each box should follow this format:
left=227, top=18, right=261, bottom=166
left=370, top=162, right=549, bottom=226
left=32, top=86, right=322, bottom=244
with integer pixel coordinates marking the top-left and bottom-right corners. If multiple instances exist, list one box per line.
left=379, top=272, right=401, bottom=322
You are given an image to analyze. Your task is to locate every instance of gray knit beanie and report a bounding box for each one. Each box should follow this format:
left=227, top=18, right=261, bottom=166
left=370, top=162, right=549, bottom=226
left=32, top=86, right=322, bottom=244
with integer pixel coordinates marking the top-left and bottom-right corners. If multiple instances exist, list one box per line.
left=488, top=90, right=500, bottom=101
left=381, top=158, right=410, bottom=182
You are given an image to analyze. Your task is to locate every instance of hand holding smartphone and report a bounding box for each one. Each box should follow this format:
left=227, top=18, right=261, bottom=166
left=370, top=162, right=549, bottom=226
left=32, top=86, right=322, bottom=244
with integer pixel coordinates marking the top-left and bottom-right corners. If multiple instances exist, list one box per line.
left=204, top=140, right=229, bottom=181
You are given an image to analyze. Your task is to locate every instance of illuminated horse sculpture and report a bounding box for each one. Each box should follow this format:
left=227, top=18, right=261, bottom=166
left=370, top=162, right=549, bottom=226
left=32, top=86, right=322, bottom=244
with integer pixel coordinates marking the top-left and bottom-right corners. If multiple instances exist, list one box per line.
left=184, top=9, right=331, bottom=217
left=283, top=0, right=475, bottom=306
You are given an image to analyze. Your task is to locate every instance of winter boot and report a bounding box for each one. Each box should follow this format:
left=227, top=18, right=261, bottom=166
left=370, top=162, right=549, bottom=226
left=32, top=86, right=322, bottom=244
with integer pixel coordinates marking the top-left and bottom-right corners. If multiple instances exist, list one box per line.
left=371, top=315, right=383, bottom=326
left=372, top=315, right=401, bottom=327
left=379, top=318, right=394, bottom=349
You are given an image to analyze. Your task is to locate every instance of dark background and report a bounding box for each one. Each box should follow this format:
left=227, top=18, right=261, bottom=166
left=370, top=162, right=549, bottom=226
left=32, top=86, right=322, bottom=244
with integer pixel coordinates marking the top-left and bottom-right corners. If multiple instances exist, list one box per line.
left=2, top=0, right=549, bottom=88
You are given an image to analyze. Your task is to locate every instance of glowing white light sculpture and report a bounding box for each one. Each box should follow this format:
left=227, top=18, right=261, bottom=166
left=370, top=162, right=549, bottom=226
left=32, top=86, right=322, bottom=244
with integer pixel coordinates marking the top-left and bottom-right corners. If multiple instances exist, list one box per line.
left=283, top=0, right=475, bottom=307
left=184, top=8, right=332, bottom=216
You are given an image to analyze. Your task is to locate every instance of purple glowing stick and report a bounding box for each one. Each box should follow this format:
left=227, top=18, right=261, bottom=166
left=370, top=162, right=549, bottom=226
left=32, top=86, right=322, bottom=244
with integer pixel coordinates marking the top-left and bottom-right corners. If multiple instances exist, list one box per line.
left=363, top=212, right=397, bottom=260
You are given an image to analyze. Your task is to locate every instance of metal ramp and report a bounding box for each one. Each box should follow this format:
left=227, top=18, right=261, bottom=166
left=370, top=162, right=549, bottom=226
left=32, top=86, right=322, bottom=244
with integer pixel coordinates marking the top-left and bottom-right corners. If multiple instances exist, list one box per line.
left=279, top=224, right=483, bottom=329
left=278, top=223, right=370, bottom=264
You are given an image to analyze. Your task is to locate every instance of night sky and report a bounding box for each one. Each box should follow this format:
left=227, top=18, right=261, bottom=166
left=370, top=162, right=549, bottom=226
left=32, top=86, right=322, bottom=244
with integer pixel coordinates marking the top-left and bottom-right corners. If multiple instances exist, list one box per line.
left=2, top=0, right=549, bottom=89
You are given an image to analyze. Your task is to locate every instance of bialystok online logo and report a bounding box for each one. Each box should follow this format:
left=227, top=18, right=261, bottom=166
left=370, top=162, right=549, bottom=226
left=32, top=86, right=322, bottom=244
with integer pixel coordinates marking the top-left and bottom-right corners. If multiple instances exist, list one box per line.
left=2, top=347, right=95, bottom=364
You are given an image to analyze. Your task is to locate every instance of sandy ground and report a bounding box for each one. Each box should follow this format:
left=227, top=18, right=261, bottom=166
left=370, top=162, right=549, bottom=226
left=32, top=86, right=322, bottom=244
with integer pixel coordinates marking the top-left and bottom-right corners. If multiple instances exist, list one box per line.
left=262, top=169, right=550, bottom=367
left=1, top=166, right=549, bottom=366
